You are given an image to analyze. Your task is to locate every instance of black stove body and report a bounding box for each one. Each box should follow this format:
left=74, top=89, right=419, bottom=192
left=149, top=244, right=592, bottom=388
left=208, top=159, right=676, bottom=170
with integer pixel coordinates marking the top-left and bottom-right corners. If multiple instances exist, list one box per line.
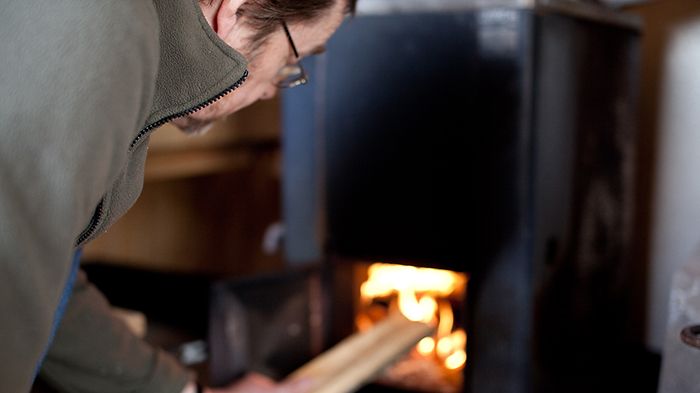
left=281, top=4, right=642, bottom=393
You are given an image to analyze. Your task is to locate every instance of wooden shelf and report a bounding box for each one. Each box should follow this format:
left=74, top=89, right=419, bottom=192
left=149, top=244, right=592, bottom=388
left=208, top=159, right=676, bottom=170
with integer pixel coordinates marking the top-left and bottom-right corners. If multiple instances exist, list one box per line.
left=83, top=99, right=284, bottom=274
left=144, top=148, right=254, bottom=182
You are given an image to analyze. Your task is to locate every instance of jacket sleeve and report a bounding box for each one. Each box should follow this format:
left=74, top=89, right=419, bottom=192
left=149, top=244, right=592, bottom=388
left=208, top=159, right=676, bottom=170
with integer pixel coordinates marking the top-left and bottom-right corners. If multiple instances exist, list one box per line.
left=0, top=2, right=187, bottom=392
left=38, top=271, right=193, bottom=393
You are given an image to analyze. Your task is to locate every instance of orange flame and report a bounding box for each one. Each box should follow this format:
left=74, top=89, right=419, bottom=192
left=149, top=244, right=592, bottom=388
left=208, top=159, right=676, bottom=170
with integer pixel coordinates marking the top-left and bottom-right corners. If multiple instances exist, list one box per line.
left=417, top=337, right=436, bottom=356
left=437, top=301, right=454, bottom=338
left=398, top=290, right=437, bottom=322
left=359, top=263, right=468, bottom=370
left=445, top=349, right=467, bottom=370
left=361, top=264, right=467, bottom=301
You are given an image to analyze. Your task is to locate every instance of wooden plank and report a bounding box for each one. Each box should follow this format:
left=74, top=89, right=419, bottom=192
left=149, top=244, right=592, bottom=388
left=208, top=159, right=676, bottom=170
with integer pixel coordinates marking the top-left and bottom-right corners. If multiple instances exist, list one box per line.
left=286, top=313, right=434, bottom=393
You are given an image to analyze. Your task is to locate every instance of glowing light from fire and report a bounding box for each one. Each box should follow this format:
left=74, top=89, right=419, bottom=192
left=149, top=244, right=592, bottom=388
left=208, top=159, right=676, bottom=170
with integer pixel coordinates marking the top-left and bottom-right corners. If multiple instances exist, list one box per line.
left=445, top=349, right=467, bottom=370
left=359, top=263, right=468, bottom=370
left=398, top=290, right=438, bottom=322
left=437, top=336, right=454, bottom=358
left=437, top=301, right=454, bottom=339
left=361, top=264, right=467, bottom=300
left=438, top=329, right=467, bottom=366
left=355, top=313, right=373, bottom=333
left=451, top=329, right=467, bottom=350
left=417, top=337, right=436, bottom=356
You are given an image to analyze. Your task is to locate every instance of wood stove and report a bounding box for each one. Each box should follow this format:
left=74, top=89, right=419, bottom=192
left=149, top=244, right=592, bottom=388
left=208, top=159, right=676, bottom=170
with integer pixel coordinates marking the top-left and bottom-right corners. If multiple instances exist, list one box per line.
left=278, top=1, right=644, bottom=392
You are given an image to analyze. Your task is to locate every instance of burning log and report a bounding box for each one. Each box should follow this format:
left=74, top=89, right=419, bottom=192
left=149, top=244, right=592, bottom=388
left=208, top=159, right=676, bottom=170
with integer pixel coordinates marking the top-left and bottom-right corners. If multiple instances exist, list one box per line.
left=285, top=313, right=434, bottom=393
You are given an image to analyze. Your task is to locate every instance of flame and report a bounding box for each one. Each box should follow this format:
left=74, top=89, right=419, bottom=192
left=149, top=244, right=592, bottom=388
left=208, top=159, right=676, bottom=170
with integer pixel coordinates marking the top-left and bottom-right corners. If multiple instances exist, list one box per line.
left=417, top=337, right=436, bottom=356
left=437, top=301, right=454, bottom=340
left=445, top=349, right=467, bottom=370
left=436, top=336, right=454, bottom=358
left=359, top=263, right=468, bottom=371
left=451, top=329, right=467, bottom=349
left=437, top=329, right=467, bottom=369
left=398, top=290, right=438, bottom=322
left=361, top=264, right=467, bottom=300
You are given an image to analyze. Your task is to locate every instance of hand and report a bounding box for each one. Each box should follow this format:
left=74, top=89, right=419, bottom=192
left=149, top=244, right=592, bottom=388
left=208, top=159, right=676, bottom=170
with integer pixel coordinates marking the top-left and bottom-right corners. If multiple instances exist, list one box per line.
left=202, top=373, right=313, bottom=393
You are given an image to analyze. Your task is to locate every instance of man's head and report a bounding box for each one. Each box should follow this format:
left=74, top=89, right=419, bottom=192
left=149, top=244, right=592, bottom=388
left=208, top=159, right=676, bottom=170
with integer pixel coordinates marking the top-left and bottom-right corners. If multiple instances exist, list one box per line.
left=172, top=0, right=355, bottom=132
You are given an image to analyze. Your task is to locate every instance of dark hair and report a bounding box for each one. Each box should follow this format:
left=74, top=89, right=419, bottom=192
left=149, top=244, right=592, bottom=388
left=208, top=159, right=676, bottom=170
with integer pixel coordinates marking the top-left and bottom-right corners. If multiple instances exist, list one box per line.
left=204, top=0, right=357, bottom=52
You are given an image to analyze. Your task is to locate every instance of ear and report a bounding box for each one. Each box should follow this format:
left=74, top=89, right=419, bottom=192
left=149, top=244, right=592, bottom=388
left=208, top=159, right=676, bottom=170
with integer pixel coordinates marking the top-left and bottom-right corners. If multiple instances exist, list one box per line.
left=215, top=0, right=246, bottom=40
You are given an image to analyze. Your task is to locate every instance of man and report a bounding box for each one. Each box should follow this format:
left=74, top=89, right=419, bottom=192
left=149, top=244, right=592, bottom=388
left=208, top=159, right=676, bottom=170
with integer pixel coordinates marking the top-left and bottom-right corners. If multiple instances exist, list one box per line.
left=0, top=0, right=353, bottom=392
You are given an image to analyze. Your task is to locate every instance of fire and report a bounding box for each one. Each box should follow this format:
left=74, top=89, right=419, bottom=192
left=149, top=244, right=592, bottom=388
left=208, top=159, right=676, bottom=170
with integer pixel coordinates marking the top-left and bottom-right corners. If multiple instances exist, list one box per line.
left=445, top=350, right=467, bottom=370
left=361, top=264, right=466, bottom=300
left=398, top=290, right=437, bottom=323
left=359, top=263, right=468, bottom=370
left=417, top=337, right=436, bottom=355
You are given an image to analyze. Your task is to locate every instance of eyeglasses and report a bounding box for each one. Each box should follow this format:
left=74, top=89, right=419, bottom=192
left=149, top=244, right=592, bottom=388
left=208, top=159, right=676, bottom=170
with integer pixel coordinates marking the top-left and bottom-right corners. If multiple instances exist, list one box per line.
left=276, top=21, right=309, bottom=89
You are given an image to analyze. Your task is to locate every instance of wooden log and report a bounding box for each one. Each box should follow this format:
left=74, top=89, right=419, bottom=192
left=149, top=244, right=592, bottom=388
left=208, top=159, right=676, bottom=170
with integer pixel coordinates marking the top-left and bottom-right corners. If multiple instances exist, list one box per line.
left=286, top=313, right=435, bottom=393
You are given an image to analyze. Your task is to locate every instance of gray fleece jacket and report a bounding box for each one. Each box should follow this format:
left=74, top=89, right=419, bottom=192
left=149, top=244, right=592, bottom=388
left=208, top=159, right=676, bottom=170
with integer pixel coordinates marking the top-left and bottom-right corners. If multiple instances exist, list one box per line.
left=0, top=0, right=247, bottom=392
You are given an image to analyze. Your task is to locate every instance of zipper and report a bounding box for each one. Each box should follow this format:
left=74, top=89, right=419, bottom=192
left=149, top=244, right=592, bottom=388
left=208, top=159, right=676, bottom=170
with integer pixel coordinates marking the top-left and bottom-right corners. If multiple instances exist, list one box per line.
left=75, top=199, right=105, bottom=246
left=75, top=70, right=248, bottom=246
left=129, top=69, right=249, bottom=151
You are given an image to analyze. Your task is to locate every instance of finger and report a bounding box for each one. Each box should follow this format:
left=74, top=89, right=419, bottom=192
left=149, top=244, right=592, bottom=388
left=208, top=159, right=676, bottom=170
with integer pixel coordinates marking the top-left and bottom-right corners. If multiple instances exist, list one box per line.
left=277, top=378, right=314, bottom=393
left=238, top=373, right=276, bottom=389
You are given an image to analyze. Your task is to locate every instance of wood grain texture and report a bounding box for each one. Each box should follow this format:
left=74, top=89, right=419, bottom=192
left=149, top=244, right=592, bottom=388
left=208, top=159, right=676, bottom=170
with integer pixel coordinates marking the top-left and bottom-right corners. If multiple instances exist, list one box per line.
left=286, top=313, right=434, bottom=393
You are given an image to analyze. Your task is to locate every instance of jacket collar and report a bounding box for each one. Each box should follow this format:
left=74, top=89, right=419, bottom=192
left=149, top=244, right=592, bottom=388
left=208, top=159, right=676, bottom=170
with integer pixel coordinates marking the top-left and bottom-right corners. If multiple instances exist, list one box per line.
left=146, top=0, right=248, bottom=128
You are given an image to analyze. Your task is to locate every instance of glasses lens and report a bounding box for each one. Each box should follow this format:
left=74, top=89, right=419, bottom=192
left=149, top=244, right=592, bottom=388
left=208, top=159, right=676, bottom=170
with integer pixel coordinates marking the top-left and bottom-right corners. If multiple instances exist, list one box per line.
left=276, top=64, right=308, bottom=88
